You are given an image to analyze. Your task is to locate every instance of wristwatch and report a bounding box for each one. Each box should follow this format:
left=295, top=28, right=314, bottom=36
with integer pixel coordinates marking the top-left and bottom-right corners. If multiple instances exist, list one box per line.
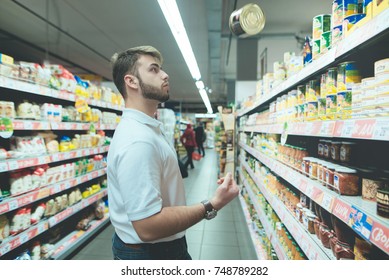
left=201, top=200, right=217, bottom=220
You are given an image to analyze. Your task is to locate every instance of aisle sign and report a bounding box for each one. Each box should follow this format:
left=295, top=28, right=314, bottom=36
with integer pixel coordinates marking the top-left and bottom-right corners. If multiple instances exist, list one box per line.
left=370, top=221, right=389, bottom=254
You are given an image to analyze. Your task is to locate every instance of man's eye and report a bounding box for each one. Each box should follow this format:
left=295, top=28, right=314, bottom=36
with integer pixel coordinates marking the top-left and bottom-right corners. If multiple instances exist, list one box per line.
left=151, top=67, right=159, bottom=73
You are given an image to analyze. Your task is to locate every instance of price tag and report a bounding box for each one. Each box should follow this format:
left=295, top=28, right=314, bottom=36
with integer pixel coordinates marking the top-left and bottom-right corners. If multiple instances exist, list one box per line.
left=0, top=242, right=11, bottom=256
left=37, top=222, right=48, bottom=233
left=0, top=162, right=8, bottom=172
left=341, top=120, right=354, bottom=137
left=19, top=233, right=29, bottom=244
left=305, top=185, right=314, bottom=198
left=373, top=119, right=389, bottom=140
left=321, top=193, right=333, bottom=212
left=8, top=200, right=18, bottom=211
left=352, top=119, right=376, bottom=139
left=24, top=121, right=33, bottom=130
left=51, top=153, right=59, bottom=162
left=8, top=160, right=19, bottom=171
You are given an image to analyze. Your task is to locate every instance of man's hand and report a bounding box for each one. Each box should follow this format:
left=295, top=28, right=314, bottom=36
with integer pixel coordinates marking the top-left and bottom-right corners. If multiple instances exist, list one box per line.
left=211, top=172, right=240, bottom=211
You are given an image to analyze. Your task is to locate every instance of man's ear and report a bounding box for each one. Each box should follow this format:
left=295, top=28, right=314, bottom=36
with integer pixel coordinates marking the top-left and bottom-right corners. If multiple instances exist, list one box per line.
left=124, top=74, right=138, bottom=90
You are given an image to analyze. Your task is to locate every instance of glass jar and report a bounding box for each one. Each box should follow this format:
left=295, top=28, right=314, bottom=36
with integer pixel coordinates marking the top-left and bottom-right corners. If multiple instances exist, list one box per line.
left=330, top=234, right=338, bottom=256
left=334, top=240, right=355, bottom=260
left=334, top=167, right=360, bottom=195
left=340, top=141, right=355, bottom=162
left=330, top=141, right=341, bottom=161
left=319, top=223, right=331, bottom=248
left=376, top=175, right=389, bottom=218
left=331, top=214, right=355, bottom=244
left=317, top=160, right=323, bottom=181
left=314, top=219, right=321, bottom=238
left=325, top=163, right=336, bottom=190
left=309, top=158, right=318, bottom=179
left=318, top=139, right=325, bottom=157
left=302, top=157, right=311, bottom=176
left=359, top=167, right=383, bottom=201
left=296, top=203, right=304, bottom=223
left=323, top=140, right=331, bottom=159
left=305, top=212, right=317, bottom=234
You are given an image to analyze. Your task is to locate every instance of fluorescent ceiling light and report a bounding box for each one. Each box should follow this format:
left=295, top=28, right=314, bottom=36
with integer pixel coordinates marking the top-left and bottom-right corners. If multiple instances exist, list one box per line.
left=195, top=113, right=217, bottom=118
left=158, top=0, right=212, bottom=113
left=157, top=0, right=201, bottom=80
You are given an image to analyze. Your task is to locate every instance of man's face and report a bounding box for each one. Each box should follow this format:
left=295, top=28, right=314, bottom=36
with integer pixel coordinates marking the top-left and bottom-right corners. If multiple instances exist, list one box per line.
left=136, top=55, right=170, bottom=103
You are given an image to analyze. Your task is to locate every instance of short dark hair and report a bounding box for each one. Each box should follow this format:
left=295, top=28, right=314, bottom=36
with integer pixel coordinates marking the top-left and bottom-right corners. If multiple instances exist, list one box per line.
left=111, top=46, right=163, bottom=98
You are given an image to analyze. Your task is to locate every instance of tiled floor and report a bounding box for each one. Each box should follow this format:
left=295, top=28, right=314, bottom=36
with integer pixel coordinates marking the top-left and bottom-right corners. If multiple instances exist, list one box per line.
left=70, top=148, right=257, bottom=260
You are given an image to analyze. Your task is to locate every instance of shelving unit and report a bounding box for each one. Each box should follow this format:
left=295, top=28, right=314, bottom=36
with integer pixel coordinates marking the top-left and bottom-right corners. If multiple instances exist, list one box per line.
left=0, top=68, right=121, bottom=259
left=236, top=7, right=389, bottom=260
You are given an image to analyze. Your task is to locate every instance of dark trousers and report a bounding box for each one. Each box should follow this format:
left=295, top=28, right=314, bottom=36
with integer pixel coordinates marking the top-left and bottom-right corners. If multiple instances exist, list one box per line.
left=196, top=140, right=205, bottom=156
left=112, top=233, right=192, bottom=260
left=184, top=146, right=195, bottom=169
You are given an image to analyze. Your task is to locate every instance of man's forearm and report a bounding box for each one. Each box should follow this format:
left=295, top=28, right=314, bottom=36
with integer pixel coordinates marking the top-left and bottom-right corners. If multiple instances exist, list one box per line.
left=132, top=204, right=205, bottom=242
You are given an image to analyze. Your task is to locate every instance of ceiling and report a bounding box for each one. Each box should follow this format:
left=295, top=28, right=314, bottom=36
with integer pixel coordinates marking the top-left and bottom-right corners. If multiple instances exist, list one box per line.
left=0, top=0, right=331, bottom=113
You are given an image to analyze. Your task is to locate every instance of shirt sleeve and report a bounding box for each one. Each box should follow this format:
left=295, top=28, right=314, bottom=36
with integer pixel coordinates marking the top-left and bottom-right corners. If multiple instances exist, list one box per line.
left=115, top=140, right=163, bottom=221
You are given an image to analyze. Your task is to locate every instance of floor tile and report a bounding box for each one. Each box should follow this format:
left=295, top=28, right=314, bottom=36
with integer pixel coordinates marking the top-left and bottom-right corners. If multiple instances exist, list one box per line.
left=200, top=244, right=241, bottom=260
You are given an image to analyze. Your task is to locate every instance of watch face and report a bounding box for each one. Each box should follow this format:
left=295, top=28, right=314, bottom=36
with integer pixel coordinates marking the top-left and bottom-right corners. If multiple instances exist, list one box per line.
left=206, top=210, right=217, bottom=220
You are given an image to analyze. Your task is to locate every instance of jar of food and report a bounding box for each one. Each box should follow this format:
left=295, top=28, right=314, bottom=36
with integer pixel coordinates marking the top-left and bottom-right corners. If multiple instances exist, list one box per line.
left=334, top=167, right=359, bottom=195
left=302, top=157, right=311, bottom=175
left=309, top=158, right=318, bottom=179
left=314, top=219, right=321, bottom=238
left=317, top=160, right=324, bottom=181
left=330, top=234, right=338, bottom=257
left=376, top=175, right=389, bottom=218
left=304, top=212, right=317, bottom=234
left=331, top=214, right=355, bottom=244
left=359, top=167, right=383, bottom=201
left=296, top=203, right=304, bottom=223
left=323, top=140, right=331, bottom=159
left=334, top=240, right=355, bottom=260
left=319, top=223, right=331, bottom=248
left=330, top=141, right=341, bottom=161
left=318, top=139, right=325, bottom=157
left=325, top=163, right=336, bottom=190
left=340, top=141, right=355, bottom=162
left=354, top=236, right=373, bottom=260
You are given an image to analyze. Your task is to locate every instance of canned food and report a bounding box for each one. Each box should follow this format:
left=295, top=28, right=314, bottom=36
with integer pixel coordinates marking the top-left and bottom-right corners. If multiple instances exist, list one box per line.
left=326, top=67, right=337, bottom=94
left=313, top=14, right=331, bottom=40
left=318, top=98, right=327, bottom=120
left=326, top=94, right=337, bottom=119
left=332, top=0, right=343, bottom=27
left=312, top=39, right=321, bottom=59
left=374, top=58, right=389, bottom=76
left=320, top=73, right=327, bottom=98
left=337, top=61, right=361, bottom=91
left=297, top=85, right=306, bottom=105
left=320, top=31, right=332, bottom=54
left=343, top=13, right=366, bottom=31
left=343, top=0, right=359, bottom=17
left=307, top=101, right=318, bottom=121
left=307, top=79, right=320, bottom=102
left=337, top=91, right=352, bottom=119
left=332, top=25, right=343, bottom=45
left=229, top=3, right=266, bottom=38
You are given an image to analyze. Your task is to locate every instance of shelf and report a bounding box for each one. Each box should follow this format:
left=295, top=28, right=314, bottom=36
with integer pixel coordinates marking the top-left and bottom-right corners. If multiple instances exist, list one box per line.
left=241, top=161, right=333, bottom=260
left=237, top=8, right=389, bottom=118
left=241, top=117, right=389, bottom=141
left=0, top=168, right=106, bottom=215
left=237, top=195, right=268, bottom=260
left=240, top=142, right=389, bottom=256
left=0, top=189, right=108, bottom=257
left=0, top=145, right=109, bottom=173
left=51, top=215, right=110, bottom=260
left=0, top=76, right=123, bottom=112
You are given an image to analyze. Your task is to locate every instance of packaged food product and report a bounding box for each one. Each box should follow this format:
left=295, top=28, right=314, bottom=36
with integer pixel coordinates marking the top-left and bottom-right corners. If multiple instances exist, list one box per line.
left=343, top=0, right=359, bottom=16
left=374, top=58, right=389, bottom=76
left=334, top=240, right=355, bottom=260
left=302, top=157, right=311, bottom=175
left=323, top=140, right=331, bottom=159
left=354, top=236, right=372, bottom=260
left=359, top=168, right=383, bottom=201
left=340, top=141, right=355, bottom=162
left=318, top=139, right=325, bottom=157
left=312, top=14, right=331, bottom=40
left=337, top=61, right=361, bottom=91
left=330, top=141, right=341, bottom=161
left=334, top=167, right=359, bottom=195
left=332, top=24, right=343, bottom=46
left=332, top=0, right=343, bottom=27
left=309, top=158, right=318, bottom=179
left=319, top=223, right=331, bottom=248
left=376, top=176, right=389, bottom=218
left=325, top=163, right=336, bottom=190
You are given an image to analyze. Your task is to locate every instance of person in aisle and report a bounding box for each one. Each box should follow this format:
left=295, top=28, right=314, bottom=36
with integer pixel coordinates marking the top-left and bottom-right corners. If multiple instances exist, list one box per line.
left=108, top=45, right=240, bottom=260
left=180, top=123, right=196, bottom=169
left=194, top=122, right=206, bottom=157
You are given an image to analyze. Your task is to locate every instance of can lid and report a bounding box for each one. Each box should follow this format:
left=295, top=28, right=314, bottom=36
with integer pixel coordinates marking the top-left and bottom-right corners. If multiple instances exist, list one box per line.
left=230, top=3, right=266, bottom=36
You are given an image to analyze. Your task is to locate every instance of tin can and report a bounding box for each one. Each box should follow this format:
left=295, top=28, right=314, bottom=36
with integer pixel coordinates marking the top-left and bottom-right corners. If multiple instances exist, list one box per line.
left=343, top=0, right=359, bottom=17
left=320, top=73, right=328, bottom=98
left=337, top=61, right=361, bottom=91
left=326, top=94, right=338, bottom=119
left=229, top=3, right=266, bottom=38
left=337, top=91, right=352, bottom=119
left=332, top=0, right=344, bottom=27
left=343, top=13, right=366, bottom=31
left=307, top=79, right=320, bottom=102
left=312, top=39, right=321, bottom=59
left=307, top=101, right=318, bottom=121
left=312, top=14, right=331, bottom=40
left=318, top=98, right=327, bottom=120
left=327, top=67, right=338, bottom=94
left=297, top=85, right=306, bottom=105
left=332, top=25, right=343, bottom=45
left=320, top=31, right=332, bottom=54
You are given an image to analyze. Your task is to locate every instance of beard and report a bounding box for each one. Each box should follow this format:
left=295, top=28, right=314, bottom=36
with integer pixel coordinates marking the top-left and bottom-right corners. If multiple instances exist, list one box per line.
left=138, top=76, right=170, bottom=103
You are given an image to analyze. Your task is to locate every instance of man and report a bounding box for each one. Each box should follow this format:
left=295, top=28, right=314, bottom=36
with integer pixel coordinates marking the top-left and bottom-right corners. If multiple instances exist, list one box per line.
left=195, top=122, right=206, bottom=157
left=180, top=123, right=196, bottom=169
left=108, top=46, right=239, bottom=260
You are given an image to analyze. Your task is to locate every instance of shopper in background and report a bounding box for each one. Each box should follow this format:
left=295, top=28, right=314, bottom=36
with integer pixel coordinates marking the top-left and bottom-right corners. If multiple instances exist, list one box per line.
left=108, top=46, right=239, bottom=260
left=195, top=122, right=206, bottom=157
left=180, top=123, right=196, bottom=169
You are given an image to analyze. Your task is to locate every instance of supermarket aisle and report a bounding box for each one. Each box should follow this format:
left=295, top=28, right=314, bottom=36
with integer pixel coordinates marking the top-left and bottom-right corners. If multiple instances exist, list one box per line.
left=70, top=148, right=257, bottom=260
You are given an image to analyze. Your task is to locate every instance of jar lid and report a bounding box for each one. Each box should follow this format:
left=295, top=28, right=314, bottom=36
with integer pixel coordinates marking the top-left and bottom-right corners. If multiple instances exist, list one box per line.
left=331, top=141, right=342, bottom=144
left=335, top=167, right=358, bottom=173
left=303, top=157, right=312, bottom=161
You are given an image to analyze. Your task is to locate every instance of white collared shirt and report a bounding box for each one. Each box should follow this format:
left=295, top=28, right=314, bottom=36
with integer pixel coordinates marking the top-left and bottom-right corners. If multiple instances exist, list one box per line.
left=107, top=109, right=186, bottom=243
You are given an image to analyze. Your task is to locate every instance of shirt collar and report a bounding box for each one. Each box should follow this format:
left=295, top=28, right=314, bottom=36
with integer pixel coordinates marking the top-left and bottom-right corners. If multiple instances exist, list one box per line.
left=121, top=108, right=162, bottom=128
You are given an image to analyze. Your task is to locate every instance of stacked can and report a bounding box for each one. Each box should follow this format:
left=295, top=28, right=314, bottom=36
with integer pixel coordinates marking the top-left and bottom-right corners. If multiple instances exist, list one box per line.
left=337, top=61, right=361, bottom=119
left=342, top=0, right=366, bottom=34
left=319, top=73, right=328, bottom=120
left=332, top=0, right=343, bottom=46
left=326, top=67, right=338, bottom=120
left=306, top=79, right=320, bottom=121
left=312, top=14, right=331, bottom=59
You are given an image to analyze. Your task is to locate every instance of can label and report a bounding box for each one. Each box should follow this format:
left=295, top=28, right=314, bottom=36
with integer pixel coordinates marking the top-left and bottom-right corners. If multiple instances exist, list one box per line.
left=332, top=0, right=344, bottom=26
left=338, top=61, right=360, bottom=91
left=337, top=91, right=352, bottom=119
left=313, top=14, right=331, bottom=40
left=326, top=94, right=337, bottom=119
left=318, top=98, right=327, bottom=119
left=312, top=39, right=321, bottom=59
left=307, top=80, right=320, bottom=102
left=297, top=85, right=306, bottom=105
left=320, top=31, right=332, bottom=54
left=307, top=101, right=318, bottom=120
left=332, top=25, right=343, bottom=45
left=327, top=67, right=338, bottom=94
left=343, top=0, right=359, bottom=17
left=320, top=73, right=328, bottom=98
